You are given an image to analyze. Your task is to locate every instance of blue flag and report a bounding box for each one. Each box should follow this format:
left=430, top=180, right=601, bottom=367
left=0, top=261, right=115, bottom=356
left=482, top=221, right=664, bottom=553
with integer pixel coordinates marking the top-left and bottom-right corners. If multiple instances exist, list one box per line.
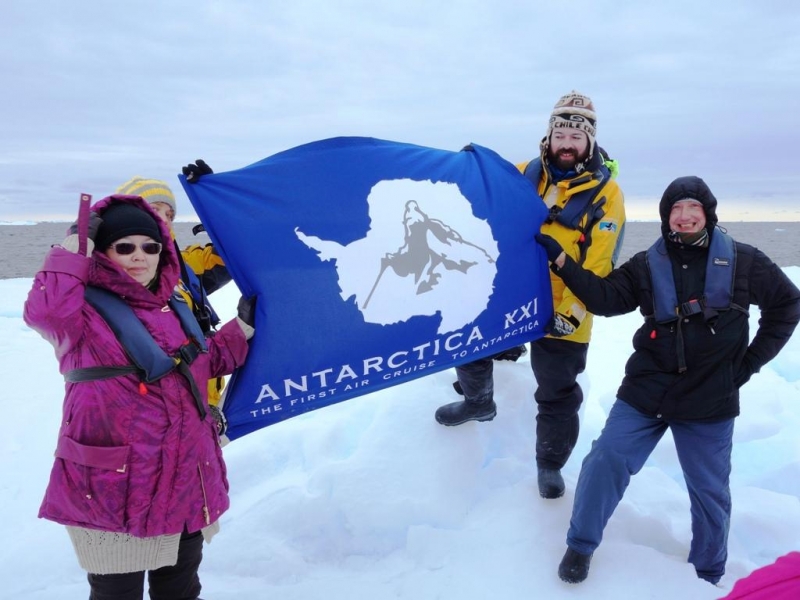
left=180, top=137, right=552, bottom=440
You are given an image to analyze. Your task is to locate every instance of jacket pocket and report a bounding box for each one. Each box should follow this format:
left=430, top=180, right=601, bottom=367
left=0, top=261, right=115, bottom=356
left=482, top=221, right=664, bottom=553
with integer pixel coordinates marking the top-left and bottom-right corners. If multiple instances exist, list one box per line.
left=53, top=436, right=131, bottom=530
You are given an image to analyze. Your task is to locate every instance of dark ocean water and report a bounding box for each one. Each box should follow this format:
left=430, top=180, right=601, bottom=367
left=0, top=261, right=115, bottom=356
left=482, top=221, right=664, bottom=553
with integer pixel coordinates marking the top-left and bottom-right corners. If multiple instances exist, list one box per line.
left=3, top=221, right=799, bottom=280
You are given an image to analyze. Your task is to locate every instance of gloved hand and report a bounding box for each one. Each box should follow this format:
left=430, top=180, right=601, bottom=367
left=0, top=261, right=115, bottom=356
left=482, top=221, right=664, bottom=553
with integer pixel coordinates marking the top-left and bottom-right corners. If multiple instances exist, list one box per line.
left=208, top=404, right=228, bottom=436
left=493, top=345, right=528, bottom=362
left=535, top=233, right=565, bottom=263
left=67, top=211, right=103, bottom=240
left=237, top=295, right=256, bottom=327
left=546, top=313, right=581, bottom=338
left=182, top=159, right=213, bottom=183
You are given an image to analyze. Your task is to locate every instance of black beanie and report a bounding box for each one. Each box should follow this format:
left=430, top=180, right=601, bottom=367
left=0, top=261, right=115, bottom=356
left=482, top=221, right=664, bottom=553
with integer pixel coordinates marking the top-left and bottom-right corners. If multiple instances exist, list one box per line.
left=658, top=176, right=718, bottom=237
left=95, top=203, right=163, bottom=251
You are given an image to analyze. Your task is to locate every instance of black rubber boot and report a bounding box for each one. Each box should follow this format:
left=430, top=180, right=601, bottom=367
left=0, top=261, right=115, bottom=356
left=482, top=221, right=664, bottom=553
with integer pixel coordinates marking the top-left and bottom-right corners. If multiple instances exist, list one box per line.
left=537, top=467, right=565, bottom=499
left=558, top=547, right=592, bottom=584
left=435, top=399, right=497, bottom=426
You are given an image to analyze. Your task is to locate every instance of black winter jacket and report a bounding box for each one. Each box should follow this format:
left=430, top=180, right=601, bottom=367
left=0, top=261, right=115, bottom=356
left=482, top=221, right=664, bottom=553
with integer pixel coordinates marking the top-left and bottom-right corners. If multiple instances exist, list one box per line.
left=554, top=234, right=800, bottom=422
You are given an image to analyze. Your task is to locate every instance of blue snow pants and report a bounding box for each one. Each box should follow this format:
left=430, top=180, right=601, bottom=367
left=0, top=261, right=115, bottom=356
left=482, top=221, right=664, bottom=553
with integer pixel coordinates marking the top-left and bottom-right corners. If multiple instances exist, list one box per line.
left=566, top=399, right=734, bottom=583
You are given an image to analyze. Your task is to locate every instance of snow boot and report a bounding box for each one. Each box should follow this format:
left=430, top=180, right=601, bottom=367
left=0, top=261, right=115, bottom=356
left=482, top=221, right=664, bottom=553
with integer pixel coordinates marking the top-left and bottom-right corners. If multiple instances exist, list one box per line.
left=558, top=547, right=592, bottom=584
left=537, top=467, right=565, bottom=499
left=435, top=399, right=497, bottom=426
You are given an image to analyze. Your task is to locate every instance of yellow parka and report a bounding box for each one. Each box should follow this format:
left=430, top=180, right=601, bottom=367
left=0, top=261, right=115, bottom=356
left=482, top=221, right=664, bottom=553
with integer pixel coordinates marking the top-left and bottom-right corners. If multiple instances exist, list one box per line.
left=518, top=159, right=626, bottom=343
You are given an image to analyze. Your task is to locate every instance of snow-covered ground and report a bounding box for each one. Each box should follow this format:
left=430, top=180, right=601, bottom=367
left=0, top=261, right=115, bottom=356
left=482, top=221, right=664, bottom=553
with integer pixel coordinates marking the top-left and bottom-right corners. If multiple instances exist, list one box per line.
left=3, top=269, right=798, bottom=599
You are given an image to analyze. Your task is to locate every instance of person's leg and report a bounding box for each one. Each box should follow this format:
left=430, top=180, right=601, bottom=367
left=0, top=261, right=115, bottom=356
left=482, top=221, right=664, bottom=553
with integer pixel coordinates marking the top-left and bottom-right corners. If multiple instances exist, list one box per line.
left=560, top=400, right=666, bottom=583
left=147, top=530, right=203, bottom=600
left=567, top=400, right=667, bottom=554
left=435, top=357, right=496, bottom=425
left=529, top=338, right=588, bottom=470
left=671, top=418, right=735, bottom=584
left=88, top=571, right=145, bottom=600
left=455, top=357, right=494, bottom=404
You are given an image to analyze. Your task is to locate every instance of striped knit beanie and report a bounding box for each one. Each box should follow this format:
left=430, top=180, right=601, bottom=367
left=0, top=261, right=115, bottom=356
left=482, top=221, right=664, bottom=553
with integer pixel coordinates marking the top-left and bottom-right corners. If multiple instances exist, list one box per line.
left=116, top=177, right=177, bottom=217
left=547, top=91, right=597, bottom=156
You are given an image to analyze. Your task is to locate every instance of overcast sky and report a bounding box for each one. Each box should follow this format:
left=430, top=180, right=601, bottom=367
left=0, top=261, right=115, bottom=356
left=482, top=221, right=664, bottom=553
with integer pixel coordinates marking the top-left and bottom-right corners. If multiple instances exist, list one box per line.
left=2, top=1, right=799, bottom=222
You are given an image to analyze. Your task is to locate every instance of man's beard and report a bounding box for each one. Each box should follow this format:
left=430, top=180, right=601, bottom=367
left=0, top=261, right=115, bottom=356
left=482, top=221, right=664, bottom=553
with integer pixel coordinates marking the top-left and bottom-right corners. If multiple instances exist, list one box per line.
left=548, top=146, right=590, bottom=171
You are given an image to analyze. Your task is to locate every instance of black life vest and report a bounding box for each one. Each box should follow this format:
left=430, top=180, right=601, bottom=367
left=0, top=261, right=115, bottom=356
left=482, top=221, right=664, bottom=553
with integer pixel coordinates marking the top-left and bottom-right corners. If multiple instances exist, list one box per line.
left=65, top=286, right=209, bottom=418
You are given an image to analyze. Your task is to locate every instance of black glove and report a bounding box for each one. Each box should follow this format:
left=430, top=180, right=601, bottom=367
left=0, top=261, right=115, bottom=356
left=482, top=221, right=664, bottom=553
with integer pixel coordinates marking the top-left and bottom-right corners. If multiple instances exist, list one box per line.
left=493, top=345, right=528, bottom=362
left=237, top=295, right=256, bottom=327
left=182, top=159, right=213, bottom=184
left=535, top=233, right=564, bottom=263
left=546, top=313, right=581, bottom=338
left=67, top=211, right=103, bottom=240
left=208, top=404, right=228, bottom=436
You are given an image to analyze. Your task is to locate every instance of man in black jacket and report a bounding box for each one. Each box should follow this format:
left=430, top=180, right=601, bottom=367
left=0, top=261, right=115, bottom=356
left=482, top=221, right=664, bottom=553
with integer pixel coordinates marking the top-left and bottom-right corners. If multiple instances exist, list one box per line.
left=536, top=176, right=800, bottom=586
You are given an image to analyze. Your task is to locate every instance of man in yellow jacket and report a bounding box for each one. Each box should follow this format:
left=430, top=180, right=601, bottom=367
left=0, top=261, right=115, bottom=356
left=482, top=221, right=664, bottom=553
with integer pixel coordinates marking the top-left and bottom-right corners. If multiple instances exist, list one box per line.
left=116, top=171, right=233, bottom=428
left=435, top=91, right=626, bottom=500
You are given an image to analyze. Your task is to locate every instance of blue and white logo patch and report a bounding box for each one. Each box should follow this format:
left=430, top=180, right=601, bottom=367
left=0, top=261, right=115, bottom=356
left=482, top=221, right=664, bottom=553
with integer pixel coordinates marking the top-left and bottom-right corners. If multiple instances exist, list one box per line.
left=598, top=220, right=618, bottom=233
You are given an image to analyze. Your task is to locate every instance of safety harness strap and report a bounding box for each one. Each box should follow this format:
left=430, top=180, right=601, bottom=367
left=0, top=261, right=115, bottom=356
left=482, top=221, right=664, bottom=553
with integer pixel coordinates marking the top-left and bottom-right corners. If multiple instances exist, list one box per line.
left=64, top=286, right=208, bottom=418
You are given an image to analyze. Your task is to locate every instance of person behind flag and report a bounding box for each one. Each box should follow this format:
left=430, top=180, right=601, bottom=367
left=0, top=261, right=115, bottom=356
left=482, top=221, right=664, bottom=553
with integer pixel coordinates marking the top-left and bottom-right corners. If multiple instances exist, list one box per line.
left=535, top=176, right=800, bottom=585
left=23, top=195, right=255, bottom=599
left=434, top=91, right=627, bottom=501
left=117, top=167, right=232, bottom=432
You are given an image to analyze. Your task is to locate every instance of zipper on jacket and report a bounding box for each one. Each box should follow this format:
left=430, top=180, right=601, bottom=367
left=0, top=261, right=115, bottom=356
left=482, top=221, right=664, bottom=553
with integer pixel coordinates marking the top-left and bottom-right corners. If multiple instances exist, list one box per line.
left=197, top=463, right=211, bottom=525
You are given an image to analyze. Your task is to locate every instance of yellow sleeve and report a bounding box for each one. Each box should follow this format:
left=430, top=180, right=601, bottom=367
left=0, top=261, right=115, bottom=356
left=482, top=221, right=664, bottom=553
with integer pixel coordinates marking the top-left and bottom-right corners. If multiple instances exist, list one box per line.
left=181, top=244, right=232, bottom=295
left=556, top=180, right=626, bottom=321
left=581, top=179, right=625, bottom=277
left=181, top=244, right=224, bottom=274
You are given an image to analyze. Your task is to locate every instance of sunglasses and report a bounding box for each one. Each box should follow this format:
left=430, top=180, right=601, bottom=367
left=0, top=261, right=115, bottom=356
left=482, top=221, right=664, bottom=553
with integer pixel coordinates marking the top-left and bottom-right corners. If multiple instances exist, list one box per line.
left=109, top=241, right=163, bottom=256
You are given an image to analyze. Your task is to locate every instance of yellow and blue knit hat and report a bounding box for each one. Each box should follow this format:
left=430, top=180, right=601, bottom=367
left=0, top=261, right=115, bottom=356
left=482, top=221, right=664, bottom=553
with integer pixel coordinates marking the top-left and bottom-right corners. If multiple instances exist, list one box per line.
left=116, top=177, right=177, bottom=217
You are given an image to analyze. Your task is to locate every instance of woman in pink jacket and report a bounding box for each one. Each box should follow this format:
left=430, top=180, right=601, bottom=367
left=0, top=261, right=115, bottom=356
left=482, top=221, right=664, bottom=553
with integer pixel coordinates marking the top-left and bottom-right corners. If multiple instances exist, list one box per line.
left=24, top=195, right=253, bottom=600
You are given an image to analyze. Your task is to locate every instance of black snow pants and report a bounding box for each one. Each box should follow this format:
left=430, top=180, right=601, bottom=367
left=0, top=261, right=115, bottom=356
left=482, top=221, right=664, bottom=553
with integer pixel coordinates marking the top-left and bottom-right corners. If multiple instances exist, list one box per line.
left=530, top=337, right=588, bottom=470
left=454, top=338, right=588, bottom=469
